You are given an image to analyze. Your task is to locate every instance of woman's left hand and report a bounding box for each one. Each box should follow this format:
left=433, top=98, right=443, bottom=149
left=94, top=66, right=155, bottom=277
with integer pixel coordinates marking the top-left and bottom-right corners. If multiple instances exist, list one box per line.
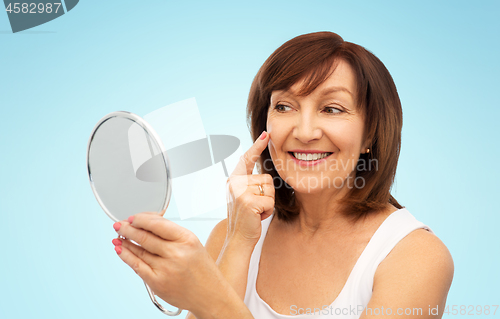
left=111, top=212, right=224, bottom=315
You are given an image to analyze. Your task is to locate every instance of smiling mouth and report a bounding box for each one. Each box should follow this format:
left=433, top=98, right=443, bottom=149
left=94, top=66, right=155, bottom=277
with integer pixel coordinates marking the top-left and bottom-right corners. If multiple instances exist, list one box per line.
left=288, top=152, right=333, bottom=161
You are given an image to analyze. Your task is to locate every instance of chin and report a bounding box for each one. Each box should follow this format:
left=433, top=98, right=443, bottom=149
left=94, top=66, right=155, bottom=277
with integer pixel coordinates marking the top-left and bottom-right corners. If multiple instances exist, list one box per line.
left=279, top=173, right=335, bottom=194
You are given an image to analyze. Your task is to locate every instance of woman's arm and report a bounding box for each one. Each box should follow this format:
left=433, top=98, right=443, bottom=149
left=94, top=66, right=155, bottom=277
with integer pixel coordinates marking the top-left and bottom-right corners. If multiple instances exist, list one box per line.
left=193, top=279, right=256, bottom=319
left=214, top=218, right=257, bottom=299
left=112, top=213, right=256, bottom=319
left=187, top=133, right=273, bottom=318
left=360, top=229, right=454, bottom=319
left=186, top=218, right=257, bottom=319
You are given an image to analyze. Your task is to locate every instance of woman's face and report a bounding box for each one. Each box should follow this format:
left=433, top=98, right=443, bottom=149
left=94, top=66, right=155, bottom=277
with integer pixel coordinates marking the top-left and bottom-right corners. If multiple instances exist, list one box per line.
left=266, top=59, right=368, bottom=195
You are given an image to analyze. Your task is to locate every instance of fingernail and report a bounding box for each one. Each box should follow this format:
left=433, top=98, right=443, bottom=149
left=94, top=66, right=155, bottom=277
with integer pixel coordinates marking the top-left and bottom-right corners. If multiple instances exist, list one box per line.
left=112, top=238, right=122, bottom=246
left=115, top=246, right=122, bottom=255
left=260, top=131, right=267, bottom=140
left=128, top=216, right=134, bottom=223
left=113, top=222, right=121, bottom=231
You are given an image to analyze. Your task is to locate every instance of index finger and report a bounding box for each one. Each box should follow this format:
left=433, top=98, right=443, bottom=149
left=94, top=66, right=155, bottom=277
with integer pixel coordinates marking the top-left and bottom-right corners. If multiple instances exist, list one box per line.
left=232, top=131, right=269, bottom=176
left=129, top=212, right=186, bottom=242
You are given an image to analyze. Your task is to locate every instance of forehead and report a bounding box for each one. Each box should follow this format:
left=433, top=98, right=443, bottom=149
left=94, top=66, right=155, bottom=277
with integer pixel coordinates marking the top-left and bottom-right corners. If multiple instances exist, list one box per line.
left=272, top=60, right=357, bottom=101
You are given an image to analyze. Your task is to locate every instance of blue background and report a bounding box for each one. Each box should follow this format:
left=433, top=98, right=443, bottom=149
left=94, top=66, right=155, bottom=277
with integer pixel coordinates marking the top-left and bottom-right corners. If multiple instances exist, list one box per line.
left=1, top=1, right=498, bottom=318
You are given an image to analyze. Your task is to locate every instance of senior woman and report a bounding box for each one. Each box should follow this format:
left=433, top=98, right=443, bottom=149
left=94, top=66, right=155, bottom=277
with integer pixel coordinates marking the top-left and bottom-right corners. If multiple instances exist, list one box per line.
left=111, top=31, right=454, bottom=319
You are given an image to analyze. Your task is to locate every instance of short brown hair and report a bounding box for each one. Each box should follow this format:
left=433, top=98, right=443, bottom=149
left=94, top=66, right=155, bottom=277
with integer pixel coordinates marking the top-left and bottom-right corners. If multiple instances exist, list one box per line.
left=246, top=31, right=403, bottom=223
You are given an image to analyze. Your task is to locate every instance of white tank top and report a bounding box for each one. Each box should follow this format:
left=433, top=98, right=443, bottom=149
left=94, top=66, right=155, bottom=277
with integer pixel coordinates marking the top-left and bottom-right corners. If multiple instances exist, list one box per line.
left=243, top=208, right=433, bottom=318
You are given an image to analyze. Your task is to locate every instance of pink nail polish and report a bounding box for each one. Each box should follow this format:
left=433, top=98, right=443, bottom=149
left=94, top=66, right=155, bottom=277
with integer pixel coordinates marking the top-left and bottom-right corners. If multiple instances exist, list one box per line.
left=112, top=238, right=122, bottom=246
left=128, top=216, right=134, bottom=223
left=115, top=246, right=122, bottom=255
left=113, top=222, right=121, bottom=231
left=260, top=131, right=267, bottom=140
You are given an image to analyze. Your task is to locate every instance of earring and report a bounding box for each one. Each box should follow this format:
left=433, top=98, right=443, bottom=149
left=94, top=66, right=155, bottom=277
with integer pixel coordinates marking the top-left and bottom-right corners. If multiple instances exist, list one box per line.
left=366, top=148, right=370, bottom=154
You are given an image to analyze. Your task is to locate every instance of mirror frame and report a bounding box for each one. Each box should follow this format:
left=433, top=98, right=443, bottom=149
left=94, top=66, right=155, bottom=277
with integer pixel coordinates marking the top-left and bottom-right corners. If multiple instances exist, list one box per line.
left=86, top=111, right=172, bottom=222
left=86, top=111, right=182, bottom=316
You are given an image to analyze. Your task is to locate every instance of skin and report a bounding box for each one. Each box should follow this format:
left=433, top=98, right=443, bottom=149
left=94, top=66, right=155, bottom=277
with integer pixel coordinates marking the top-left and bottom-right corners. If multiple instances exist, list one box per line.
left=257, top=60, right=453, bottom=317
left=266, top=59, right=371, bottom=234
left=112, top=213, right=255, bottom=319
left=115, top=59, right=454, bottom=318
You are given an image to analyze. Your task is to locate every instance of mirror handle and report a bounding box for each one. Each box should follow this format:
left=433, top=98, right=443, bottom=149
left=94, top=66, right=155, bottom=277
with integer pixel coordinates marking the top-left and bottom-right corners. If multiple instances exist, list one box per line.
left=144, top=281, right=183, bottom=316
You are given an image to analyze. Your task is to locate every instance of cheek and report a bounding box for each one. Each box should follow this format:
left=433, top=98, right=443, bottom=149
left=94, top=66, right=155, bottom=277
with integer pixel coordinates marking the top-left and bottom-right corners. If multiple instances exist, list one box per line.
left=266, top=122, right=277, bottom=162
left=326, top=121, right=364, bottom=151
left=266, top=116, right=276, bottom=136
left=266, top=117, right=288, bottom=156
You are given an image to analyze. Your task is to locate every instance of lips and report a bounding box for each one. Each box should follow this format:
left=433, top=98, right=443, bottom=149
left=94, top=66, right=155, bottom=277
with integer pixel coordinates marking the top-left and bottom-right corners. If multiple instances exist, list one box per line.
left=288, top=149, right=333, bottom=154
left=291, top=152, right=332, bottom=161
left=287, top=151, right=333, bottom=166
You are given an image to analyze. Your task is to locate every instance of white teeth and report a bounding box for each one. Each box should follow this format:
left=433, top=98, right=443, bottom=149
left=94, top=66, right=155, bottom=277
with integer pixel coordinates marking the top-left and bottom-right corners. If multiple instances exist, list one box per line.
left=292, top=152, right=331, bottom=161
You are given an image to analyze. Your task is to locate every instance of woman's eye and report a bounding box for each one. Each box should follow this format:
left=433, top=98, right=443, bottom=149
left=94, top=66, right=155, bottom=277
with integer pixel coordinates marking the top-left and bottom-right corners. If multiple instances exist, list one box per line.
left=275, top=104, right=292, bottom=112
left=324, top=107, right=342, bottom=114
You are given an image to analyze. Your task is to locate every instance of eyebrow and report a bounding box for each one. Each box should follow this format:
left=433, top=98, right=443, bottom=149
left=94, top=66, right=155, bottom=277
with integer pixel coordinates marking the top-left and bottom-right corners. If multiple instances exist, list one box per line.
left=273, top=86, right=354, bottom=98
left=318, top=86, right=353, bottom=97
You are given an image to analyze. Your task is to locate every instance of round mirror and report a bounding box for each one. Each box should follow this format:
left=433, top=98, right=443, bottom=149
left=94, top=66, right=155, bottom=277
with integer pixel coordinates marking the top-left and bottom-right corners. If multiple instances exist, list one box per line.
left=87, top=111, right=182, bottom=316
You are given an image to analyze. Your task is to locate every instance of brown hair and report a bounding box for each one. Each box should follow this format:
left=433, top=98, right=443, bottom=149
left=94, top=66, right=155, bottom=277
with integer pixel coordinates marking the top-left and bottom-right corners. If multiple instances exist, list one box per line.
left=246, top=31, right=403, bottom=223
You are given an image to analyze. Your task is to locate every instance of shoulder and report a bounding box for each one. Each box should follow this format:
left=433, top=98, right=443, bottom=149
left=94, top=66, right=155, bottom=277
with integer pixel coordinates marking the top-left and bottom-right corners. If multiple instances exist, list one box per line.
left=373, top=205, right=453, bottom=276
left=366, top=225, right=454, bottom=316
left=375, top=228, right=454, bottom=284
left=205, top=218, right=229, bottom=262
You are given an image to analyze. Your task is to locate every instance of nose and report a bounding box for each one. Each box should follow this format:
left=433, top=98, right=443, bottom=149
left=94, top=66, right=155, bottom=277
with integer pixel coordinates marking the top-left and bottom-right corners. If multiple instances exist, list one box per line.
left=292, top=110, right=322, bottom=144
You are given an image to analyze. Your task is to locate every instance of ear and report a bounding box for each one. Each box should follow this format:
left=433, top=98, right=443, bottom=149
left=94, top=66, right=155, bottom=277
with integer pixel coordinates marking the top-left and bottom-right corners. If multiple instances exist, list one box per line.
left=361, top=138, right=372, bottom=154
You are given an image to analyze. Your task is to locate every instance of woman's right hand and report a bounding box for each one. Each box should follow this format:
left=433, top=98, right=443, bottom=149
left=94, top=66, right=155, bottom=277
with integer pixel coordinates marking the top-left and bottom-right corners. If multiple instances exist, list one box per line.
left=225, top=131, right=275, bottom=246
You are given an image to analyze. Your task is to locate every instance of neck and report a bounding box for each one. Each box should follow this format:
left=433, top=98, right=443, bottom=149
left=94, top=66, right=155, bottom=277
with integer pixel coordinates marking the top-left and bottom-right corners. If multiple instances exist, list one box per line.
left=290, top=183, right=357, bottom=239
